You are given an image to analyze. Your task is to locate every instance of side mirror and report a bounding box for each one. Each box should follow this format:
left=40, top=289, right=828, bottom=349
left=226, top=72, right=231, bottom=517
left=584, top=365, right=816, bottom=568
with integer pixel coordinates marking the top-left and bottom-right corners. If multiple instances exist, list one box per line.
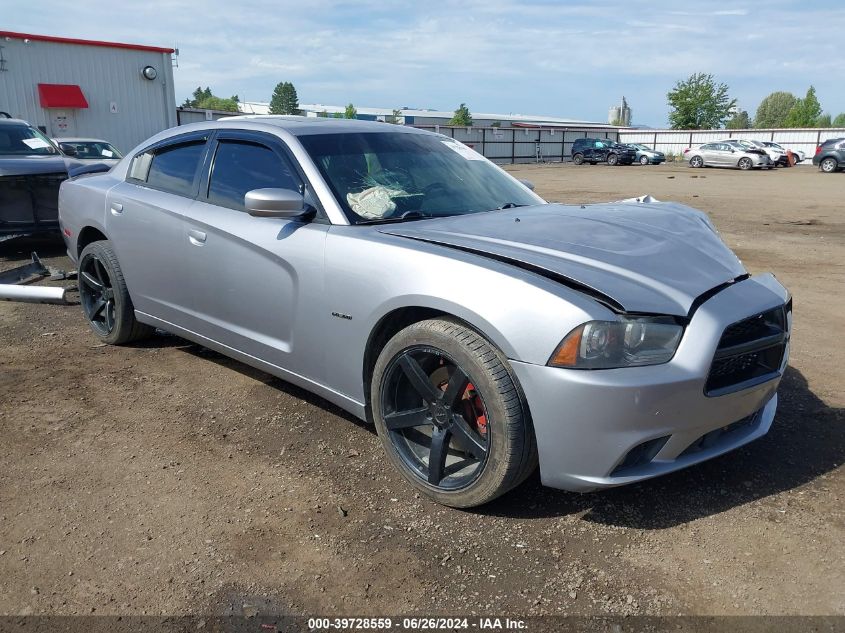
left=518, top=179, right=535, bottom=191
left=244, top=188, right=306, bottom=218
left=58, top=142, right=78, bottom=156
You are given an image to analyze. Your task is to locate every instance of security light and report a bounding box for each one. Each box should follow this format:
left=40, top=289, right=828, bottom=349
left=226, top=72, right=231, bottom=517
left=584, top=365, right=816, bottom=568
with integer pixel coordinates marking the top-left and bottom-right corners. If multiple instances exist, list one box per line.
left=142, top=65, right=157, bottom=80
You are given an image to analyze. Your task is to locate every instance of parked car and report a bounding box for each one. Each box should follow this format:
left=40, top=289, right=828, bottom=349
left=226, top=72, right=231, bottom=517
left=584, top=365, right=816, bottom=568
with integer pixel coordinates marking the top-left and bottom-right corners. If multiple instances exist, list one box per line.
left=812, top=137, right=845, bottom=173
left=571, top=138, right=636, bottom=166
left=627, top=143, right=666, bottom=165
left=53, top=137, right=123, bottom=167
left=742, top=139, right=787, bottom=166
left=684, top=141, right=772, bottom=170
left=59, top=117, right=791, bottom=507
left=0, top=118, right=77, bottom=238
left=762, top=141, right=804, bottom=164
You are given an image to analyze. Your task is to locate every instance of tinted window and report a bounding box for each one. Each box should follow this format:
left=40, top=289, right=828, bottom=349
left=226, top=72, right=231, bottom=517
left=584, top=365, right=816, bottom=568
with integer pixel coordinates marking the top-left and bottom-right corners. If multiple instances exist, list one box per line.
left=207, top=141, right=299, bottom=210
left=143, top=141, right=206, bottom=196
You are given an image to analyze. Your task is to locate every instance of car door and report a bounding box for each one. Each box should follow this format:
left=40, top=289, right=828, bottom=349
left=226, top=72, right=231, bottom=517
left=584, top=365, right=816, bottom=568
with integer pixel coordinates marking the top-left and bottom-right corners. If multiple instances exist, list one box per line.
left=707, top=143, right=731, bottom=166
left=105, top=131, right=211, bottom=325
left=180, top=130, right=330, bottom=379
left=581, top=139, right=594, bottom=162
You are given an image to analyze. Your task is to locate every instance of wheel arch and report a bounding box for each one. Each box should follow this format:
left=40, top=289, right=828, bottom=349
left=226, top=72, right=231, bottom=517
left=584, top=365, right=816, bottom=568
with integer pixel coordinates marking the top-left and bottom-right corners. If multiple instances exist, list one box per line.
left=361, top=304, right=519, bottom=421
left=76, top=225, right=109, bottom=258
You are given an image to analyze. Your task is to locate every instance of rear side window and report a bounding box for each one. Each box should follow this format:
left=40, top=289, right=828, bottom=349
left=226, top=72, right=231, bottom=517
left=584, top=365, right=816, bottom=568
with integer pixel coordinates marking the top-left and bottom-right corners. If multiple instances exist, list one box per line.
left=129, top=140, right=206, bottom=197
left=207, top=140, right=299, bottom=210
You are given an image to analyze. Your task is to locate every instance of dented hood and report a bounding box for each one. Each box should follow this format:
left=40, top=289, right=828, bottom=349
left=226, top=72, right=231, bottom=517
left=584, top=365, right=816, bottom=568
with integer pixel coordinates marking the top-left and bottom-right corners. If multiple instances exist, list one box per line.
left=0, top=155, right=74, bottom=177
left=379, top=202, right=746, bottom=316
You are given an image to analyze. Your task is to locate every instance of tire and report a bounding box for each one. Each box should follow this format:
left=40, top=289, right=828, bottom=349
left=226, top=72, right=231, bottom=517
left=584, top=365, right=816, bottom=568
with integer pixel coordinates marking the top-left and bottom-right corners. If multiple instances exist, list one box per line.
left=78, top=240, right=152, bottom=345
left=371, top=318, right=537, bottom=508
left=689, top=155, right=704, bottom=168
left=572, top=153, right=584, bottom=165
left=738, top=157, right=753, bottom=171
left=820, top=157, right=837, bottom=173
left=639, top=155, right=650, bottom=166
left=607, top=153, right=619, bottom=166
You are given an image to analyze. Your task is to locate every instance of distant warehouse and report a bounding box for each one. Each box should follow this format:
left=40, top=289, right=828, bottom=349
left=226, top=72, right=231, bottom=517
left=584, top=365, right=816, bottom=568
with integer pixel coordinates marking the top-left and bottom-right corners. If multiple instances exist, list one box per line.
left=0, top=31, right=177, bottom=152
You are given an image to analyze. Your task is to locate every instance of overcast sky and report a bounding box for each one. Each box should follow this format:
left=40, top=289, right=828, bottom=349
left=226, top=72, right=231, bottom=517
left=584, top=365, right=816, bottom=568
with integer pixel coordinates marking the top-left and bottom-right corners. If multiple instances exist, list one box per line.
left=8, top=1, right=845, bottom=126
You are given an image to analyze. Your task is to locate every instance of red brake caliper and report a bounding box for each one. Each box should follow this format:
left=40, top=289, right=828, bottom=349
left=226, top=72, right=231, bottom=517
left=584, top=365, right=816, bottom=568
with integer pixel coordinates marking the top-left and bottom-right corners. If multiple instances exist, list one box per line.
left=462, top=383, right=488, bottom=437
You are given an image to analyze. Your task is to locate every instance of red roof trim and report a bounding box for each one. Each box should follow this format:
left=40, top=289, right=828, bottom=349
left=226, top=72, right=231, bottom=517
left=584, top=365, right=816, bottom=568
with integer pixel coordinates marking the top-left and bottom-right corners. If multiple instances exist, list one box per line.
left=0, top=30, right=174, bottom=54
left=38, top=84, right=89, bottom=109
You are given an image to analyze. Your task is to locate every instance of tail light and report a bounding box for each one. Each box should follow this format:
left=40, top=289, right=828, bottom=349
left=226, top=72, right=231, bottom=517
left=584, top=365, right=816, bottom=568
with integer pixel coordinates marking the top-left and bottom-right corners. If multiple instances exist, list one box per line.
left=815, top=145, right=822, bottom=155
left=683, top=148, right=690, bottom=154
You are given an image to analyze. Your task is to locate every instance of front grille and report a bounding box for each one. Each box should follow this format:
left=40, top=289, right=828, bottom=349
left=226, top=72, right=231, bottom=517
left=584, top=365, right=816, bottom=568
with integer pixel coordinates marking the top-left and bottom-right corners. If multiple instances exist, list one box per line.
left=0, top=172, right=66, bottom=229
left=705, top=302, right=790, bottom=396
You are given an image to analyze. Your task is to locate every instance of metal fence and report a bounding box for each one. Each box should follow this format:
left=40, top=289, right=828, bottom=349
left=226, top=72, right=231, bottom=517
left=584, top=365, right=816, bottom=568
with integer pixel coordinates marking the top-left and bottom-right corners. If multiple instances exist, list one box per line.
left=412, top=125, right=620, bottom=164
left=618, top=128, right=845, bottom=158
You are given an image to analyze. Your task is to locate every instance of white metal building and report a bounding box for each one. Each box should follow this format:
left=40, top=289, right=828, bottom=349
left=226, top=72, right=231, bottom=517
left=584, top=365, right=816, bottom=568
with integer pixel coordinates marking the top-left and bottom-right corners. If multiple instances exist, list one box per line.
left=0, top=30, right=177, bottom=153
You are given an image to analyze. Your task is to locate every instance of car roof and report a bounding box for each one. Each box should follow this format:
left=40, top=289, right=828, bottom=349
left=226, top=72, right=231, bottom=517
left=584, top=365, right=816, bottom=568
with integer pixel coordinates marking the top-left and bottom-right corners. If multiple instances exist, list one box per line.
left=0, top=118, right=32, bottom=126
left=212, top=115, right=431, bottom=137
left=53, top=137, right=111, bottom=143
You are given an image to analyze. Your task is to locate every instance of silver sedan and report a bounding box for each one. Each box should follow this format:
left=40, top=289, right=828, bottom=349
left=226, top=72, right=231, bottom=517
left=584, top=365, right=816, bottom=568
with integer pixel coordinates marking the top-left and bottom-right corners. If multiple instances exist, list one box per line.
left=685, top=141, right=772, bottom=170
left=58, top=117, right=791, bottom=507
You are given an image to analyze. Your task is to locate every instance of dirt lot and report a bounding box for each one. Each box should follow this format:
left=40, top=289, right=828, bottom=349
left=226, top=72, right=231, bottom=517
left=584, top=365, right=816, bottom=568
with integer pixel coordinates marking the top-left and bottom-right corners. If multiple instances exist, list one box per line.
left=1, top=163, right=843, bottom=618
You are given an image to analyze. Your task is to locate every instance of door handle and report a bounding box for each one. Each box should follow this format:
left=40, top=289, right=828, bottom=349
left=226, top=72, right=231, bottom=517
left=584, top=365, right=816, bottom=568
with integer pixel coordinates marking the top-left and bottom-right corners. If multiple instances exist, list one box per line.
left=110, top=203, right=123, bottom=215
left=187, top=229, right=207, bottom=246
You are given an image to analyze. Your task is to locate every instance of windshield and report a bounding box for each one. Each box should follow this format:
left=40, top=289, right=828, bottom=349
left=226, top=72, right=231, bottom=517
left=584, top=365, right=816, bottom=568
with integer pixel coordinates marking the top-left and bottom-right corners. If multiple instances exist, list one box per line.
left=60, top=140, right=122, bottom=160
left=298, top=132, right=541, bottom=224
left=0, top=125, right=59, bottom=156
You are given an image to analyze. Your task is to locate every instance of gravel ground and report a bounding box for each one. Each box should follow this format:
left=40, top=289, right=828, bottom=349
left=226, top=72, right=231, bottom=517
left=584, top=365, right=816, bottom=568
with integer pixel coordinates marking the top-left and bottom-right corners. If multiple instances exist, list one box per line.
left=0, top=162, right=842, bottom=618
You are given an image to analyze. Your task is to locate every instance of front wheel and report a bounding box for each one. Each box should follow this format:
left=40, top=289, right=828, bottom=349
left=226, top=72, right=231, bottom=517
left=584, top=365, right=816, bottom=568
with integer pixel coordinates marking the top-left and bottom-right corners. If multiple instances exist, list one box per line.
left=78, top=240, right=152, bottom=345
left=607, top=153, right=619, bottom=166
left=738, top=157, right=753, bottom=170
left=371, top=318, right=537, bottom=508
left=639, top=155, right=650, bottom=165
left=820, top=157, right=837, bottom=173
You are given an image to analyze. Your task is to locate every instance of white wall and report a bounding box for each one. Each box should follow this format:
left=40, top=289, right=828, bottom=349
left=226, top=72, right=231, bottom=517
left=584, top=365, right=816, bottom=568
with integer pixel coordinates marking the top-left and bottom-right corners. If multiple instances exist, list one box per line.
left=619, top=128, right=845, bottom=157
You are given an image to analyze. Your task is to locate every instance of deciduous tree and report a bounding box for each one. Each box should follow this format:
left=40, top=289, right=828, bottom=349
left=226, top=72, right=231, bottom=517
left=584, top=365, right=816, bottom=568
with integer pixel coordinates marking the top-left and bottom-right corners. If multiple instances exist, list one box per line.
left=754, top=92, right=798, bottom=128
left=667, top=73, right=735, bottom=129
left=449, top=103, right=473, bottom=126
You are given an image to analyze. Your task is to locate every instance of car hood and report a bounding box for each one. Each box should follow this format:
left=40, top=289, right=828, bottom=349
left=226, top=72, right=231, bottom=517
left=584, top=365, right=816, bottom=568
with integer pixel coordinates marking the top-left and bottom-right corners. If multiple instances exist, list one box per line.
left=378, top=202, right=746, bottom=316
left=0, top=155, right=74, bottom=177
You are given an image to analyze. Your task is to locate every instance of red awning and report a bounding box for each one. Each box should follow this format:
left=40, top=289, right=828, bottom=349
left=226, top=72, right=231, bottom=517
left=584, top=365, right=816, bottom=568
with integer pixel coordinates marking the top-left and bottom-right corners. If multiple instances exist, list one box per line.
left=37, top=84, right=89, bottom=109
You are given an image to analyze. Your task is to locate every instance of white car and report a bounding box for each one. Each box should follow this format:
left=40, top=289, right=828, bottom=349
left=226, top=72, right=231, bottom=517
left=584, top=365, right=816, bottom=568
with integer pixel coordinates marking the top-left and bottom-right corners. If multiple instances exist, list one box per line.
left=742, top=140, right=786, bottom=166
left=762, top=141, right=805, bottom=164
left=53, top=137, right=122, bottom=167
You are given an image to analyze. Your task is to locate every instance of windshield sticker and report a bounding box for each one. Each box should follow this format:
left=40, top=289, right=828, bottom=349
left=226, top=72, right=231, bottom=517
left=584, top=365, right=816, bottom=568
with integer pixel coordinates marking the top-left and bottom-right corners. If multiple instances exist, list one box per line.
left=22, top=138, right=51, bottom=149
left=441, top=140, right=484, bottom=161
left=101, top=149, right=114, bottom=158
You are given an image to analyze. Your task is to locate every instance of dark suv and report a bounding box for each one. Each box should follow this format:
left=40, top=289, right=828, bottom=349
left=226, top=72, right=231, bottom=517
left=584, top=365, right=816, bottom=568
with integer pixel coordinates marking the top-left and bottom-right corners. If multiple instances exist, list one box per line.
left=571, top=137, right=636, bottom=166
left=813, top=137, right=845, bottom=173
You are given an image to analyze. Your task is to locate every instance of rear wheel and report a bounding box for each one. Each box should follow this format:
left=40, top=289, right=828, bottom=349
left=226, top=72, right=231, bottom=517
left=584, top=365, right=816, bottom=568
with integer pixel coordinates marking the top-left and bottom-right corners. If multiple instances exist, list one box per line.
left=572, top=153, right=584, bottom=165
left=820, top=157, right=837, bottom=173
left=607, top=153, right=619, bottom=166
left=78, top=240, right=152, bottom=345
left=639, top=155, right=650, bottom=165
left=738, top=157, right=753, bottom=170
left=689, top=155, right=704, bottom=168
left=371, top=318, right=537, bottom=508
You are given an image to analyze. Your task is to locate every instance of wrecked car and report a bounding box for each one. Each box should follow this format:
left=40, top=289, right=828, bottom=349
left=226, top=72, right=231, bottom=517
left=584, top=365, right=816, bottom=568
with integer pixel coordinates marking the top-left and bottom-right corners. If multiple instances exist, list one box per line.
left=58, top=117, right=792, bottom=507
left=0, top=117, right=81, bottom=239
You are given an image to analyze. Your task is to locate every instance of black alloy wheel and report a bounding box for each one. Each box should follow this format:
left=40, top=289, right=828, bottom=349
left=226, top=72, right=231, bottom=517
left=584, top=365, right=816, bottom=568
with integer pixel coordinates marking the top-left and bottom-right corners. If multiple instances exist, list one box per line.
left=379, top=347, right=490, bottom=490
left=79, top=251, right=116, bottom=336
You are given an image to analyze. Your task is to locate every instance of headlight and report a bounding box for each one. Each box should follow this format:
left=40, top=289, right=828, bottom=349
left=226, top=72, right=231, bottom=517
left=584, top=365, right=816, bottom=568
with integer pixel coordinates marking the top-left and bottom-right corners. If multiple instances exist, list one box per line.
left=548, top=317, right=683, bottom=369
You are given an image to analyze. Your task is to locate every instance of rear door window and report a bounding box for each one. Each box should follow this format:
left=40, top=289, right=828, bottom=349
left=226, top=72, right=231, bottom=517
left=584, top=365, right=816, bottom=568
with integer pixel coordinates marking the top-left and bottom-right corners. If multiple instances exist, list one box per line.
left=206, top=140, right=300, bottom=210
left=129, top=140, right=207, bottom=197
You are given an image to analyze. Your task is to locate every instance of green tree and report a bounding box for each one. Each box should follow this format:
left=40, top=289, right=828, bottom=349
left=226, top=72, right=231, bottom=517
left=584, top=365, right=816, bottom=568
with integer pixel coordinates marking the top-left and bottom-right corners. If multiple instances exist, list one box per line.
left=344, top=103, right=357, bottom=119
left=195, top=95, right=239, bottom=112
left=269, top=81, right=299, bottom=115
left=834, top=113, right=845, bottom=127
left=783, top=86, right=822, bottom=128
left=754, top=91, right=798, bottom=128
left=181, top=86, right=213, bottom=108
left=816, top=113, right=832, bottom=128
left=385, top=108, right=403, bottom=124
left=449, top=103, right=473, bottom=126
left=725, top=110, right=752, bottom=130
left=666, top=73, right=736, bottom=129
